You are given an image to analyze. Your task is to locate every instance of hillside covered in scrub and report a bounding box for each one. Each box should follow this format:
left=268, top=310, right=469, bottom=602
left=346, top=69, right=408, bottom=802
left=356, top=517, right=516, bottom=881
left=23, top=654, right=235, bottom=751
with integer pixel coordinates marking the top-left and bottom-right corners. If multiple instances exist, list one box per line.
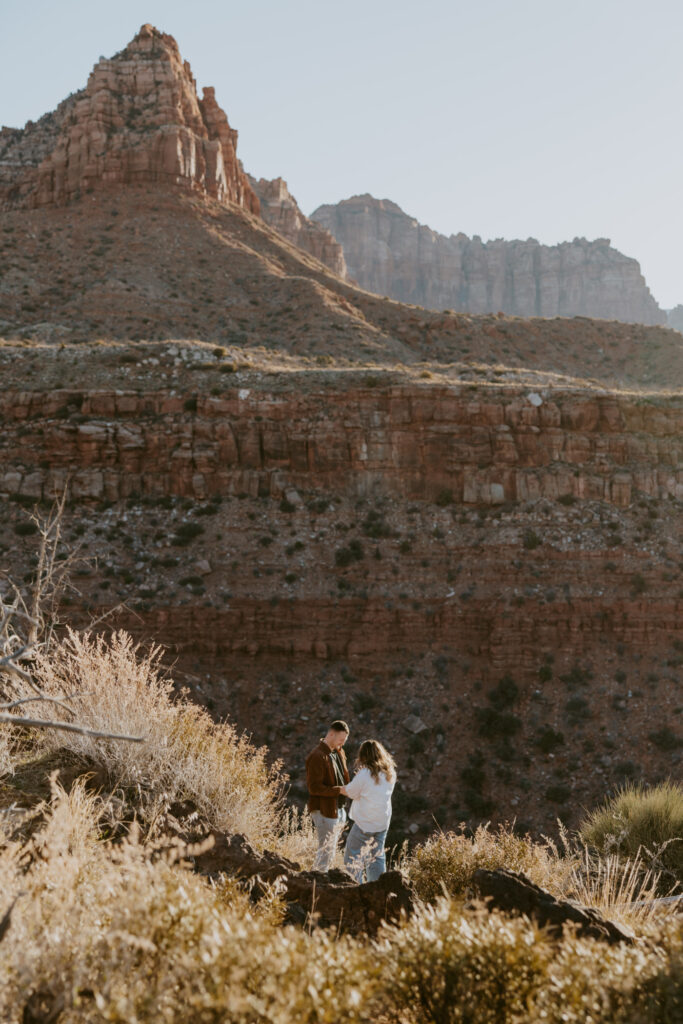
left=0, top=615, right=682, bottom=1023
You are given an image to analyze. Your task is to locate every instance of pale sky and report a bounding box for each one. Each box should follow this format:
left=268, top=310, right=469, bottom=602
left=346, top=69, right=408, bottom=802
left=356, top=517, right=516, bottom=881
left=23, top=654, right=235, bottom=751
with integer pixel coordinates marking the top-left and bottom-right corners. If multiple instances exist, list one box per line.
left=1, top=0, right=681, bottom=307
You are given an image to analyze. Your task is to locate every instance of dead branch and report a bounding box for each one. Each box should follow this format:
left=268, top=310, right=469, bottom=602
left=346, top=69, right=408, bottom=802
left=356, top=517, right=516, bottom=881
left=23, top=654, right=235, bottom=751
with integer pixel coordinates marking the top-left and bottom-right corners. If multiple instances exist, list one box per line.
left=0, top=695, right=77, bottom=716
left=0, top=714, right=144, bottom=743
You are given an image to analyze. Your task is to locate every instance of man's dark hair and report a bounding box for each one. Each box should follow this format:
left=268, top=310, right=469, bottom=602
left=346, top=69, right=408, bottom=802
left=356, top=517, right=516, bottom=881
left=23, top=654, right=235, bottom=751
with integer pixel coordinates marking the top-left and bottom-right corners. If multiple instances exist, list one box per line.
left=330, top=720, right=350, bottom=734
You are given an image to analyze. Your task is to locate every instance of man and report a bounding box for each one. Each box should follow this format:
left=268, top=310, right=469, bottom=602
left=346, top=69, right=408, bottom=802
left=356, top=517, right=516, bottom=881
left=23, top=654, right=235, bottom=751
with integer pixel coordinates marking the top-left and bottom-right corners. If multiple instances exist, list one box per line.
left=305, top=720, right=350, bottom=871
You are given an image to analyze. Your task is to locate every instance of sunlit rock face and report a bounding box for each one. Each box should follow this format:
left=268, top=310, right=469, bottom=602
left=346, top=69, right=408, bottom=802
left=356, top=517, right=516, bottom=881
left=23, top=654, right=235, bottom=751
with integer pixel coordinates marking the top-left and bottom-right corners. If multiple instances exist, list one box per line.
left=248, top=176, right=347, bottom=278
left=312, top=195, right=666, bottom=325
left=0, top=24, right=258, bottom=213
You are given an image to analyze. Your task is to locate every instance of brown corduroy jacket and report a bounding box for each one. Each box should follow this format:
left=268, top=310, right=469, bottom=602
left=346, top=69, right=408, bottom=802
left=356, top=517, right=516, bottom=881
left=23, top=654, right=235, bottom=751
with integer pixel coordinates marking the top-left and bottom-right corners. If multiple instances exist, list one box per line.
left=305, top=740, right=350, bottom=819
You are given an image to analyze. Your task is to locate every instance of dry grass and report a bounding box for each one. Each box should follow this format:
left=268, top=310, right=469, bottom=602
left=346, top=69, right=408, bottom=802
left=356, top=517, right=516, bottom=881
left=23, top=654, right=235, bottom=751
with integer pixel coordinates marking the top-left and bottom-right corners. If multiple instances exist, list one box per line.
left=2, top=783, right=682, bottom=1024
left=580, top=781, right=683, bottom=891
left=2, top=634, right=683, bottom=1022
left=403, top=823, right=573, bottom=903
left=13, top=629, right=287, bottom=849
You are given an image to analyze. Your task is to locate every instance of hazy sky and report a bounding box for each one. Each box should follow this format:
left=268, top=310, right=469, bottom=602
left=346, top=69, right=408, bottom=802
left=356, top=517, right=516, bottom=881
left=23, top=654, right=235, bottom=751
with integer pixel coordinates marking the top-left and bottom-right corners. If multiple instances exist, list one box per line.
left=2, top=0, right=681, bottom=307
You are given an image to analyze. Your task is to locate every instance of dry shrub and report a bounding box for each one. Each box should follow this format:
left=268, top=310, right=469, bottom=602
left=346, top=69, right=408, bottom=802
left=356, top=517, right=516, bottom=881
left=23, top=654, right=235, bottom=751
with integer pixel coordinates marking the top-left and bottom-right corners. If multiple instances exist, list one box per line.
left=404, top=823, right=571, bottom=903
left=275, top=804, right=321, bottom=869
left=27, top=630, right=284, bottom=848
left=374, top=901, right=551, bottom=1023
left=0, top=724, right=15, bottom=776
left=580, top=781, right=683, bottom=890
left=0, top=781, right=368, bottom=1024
left=1, top=783, right=682, bottom=1023
left=374, top=899, right=683, bottom=1024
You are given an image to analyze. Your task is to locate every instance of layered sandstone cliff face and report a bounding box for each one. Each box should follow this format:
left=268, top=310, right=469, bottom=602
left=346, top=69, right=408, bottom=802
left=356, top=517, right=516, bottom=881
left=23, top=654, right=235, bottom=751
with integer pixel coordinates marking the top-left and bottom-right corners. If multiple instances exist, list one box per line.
left=0, top=24, right=258, bottom=212
left=311, top=195, right=666, bottom=325
left=1, top=381, right=682, bottom=508
left=248, top=176, right=347, bottom=277
left=1, top=363, right=682, bottom=831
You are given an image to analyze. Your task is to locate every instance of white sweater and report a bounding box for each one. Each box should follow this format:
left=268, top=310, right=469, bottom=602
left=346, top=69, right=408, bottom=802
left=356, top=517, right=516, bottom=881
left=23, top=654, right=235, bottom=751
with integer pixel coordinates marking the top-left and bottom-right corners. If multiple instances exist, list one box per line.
left=344, top=767, right=395, bottom=833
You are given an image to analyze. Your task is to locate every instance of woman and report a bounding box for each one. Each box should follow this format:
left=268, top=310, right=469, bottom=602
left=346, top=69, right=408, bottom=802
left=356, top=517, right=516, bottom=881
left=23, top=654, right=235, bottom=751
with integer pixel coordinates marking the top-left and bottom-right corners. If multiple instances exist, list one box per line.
left=340, top=739, right=396, bottom=882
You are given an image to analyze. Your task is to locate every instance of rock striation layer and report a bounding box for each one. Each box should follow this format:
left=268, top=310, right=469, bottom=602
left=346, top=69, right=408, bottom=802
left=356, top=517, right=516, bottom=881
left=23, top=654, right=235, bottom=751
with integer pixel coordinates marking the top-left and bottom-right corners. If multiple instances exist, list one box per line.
left=248, top=176, right=347, bottom=277
left=311, top=195, right=666, bottom=325
left=1, top=385, right=681, bottom=507
left=0, top=24, right=258, bottom=213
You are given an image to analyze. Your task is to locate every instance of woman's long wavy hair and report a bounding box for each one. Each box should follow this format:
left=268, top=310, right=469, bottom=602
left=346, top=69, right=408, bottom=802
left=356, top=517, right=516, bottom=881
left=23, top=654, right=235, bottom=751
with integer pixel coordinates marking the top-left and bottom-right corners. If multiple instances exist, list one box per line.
left=355, top=739, right=396, bottom=783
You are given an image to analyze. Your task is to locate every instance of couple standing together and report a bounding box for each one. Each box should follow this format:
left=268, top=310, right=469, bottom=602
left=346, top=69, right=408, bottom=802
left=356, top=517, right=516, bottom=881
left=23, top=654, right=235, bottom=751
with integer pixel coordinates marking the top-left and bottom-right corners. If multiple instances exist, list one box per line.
left=305, top=719, right=395, bottom=881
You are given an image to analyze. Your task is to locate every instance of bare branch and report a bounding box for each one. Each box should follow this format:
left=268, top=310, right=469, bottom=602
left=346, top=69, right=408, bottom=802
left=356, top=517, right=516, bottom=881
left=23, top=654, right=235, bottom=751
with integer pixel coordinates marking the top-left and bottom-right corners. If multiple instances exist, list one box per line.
left=0, top=713, right=145, bottom=743
left=0, top=695, right=77, bottom=716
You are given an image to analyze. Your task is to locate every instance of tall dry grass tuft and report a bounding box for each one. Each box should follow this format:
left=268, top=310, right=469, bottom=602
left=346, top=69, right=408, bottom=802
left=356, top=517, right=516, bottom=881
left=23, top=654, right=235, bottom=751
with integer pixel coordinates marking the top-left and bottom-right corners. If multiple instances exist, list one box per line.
left=25, top=629, right=285, bottom=848
left=566, top=847, right=667, bottom=929
left=580, top=781, right=683, bottom=890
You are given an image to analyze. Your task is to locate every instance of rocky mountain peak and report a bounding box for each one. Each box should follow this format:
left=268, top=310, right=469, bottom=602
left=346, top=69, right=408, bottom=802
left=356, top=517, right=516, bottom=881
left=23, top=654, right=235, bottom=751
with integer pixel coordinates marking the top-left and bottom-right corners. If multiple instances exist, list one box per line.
left=0, top=25, right=258, bottom=213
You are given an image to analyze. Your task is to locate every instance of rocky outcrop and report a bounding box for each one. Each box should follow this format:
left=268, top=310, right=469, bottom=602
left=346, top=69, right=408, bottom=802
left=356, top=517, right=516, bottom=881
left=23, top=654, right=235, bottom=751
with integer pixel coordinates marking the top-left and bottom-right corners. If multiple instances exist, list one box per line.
left=473, top=869, right=633, bottom=944
left=191, top=831, right=414, bottom=934
left=668, top=306, right=683, bottom=333
left=0, top=24, right=258, bottom=213
left=1, top=385, right=682, bottom=507
left=311, top=195, right=666, bottom=325
left=248, top=176, right=347, bottom=277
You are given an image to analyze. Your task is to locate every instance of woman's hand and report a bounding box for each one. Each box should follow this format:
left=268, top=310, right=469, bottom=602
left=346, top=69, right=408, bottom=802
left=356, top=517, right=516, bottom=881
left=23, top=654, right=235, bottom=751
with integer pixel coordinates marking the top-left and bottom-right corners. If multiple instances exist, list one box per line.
left=339, top=786, right=348, bottom=796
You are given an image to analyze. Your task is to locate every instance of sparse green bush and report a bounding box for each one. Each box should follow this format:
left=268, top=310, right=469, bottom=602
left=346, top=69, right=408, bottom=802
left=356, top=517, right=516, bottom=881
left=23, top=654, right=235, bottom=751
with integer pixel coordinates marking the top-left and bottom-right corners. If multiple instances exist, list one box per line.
left=649, top=727, right=682, bottom=752
left=361, top=509, right=392, bottom=538
left=534, top=726, right=565, bottom=753
left=475, top=705, right=521, bottom=737
left=580, top=781, right=683, bottom=887
left=545, top=784, right=571, bottom=805
left=335, top=539, right=364, bottom=566
left=171, top=521, right=203, bottom=545
left=488, top=673, right=519, bottom=708
left=523, top=528, right=541, bottom=550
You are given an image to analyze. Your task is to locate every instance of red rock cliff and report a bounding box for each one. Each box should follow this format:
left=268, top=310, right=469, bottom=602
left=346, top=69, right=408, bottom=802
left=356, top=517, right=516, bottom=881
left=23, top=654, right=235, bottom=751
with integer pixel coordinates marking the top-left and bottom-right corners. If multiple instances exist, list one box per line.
left=248, top=176, right=347, bottom=277
left=1, top=384, right=681, bottom=507
left=0, top=24, right=258, bottom=213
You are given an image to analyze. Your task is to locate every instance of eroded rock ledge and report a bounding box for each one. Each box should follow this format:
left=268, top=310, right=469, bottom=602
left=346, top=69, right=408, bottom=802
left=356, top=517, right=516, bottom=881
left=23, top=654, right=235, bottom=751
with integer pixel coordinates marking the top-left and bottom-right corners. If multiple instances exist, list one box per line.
left=1, top=385, right=681, bottom=508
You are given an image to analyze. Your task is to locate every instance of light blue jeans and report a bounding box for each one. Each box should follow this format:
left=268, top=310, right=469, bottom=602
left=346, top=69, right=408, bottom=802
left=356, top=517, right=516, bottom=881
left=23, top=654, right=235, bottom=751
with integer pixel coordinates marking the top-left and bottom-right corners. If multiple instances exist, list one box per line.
left=311, top=807, right=347, bottom=871
left=344, top=822, right=388, bottom=882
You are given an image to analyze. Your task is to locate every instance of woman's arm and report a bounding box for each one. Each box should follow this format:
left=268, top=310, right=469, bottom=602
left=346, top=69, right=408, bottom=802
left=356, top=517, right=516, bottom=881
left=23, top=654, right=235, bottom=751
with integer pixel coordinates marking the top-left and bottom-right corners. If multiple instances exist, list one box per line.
left=341, top=769, right=367, bottom=799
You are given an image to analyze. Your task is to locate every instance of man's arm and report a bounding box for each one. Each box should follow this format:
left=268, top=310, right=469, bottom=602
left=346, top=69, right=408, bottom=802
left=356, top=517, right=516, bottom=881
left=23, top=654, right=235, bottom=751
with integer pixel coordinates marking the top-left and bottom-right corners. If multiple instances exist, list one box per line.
left=306, top=752, right=343, bottom=797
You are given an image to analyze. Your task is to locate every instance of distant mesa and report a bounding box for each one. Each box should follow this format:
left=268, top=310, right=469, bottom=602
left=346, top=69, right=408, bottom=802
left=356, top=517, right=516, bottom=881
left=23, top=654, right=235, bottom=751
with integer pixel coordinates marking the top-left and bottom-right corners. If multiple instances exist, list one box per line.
left=0, top=23, right=675, bottom=328
left=311, top=195, right=667, bottom=326
left=667, top=305, right=683, bottom=333
left=0, top=24, right=258, bottom=213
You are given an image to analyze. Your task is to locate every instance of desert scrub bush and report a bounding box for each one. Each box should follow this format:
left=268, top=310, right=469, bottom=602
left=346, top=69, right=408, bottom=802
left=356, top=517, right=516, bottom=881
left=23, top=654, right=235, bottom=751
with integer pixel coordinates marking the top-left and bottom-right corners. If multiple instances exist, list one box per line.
left=0, top=785, right=369, bottom=1024
left=580, top=781, right=683, bottom=890
left=404, top=824, right=569, bottom=903
left=374, top=901, right=551, bottom=1023
left=171, top=520, right=203, bottom=545
left=26, top=630, right=284, bottom=848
